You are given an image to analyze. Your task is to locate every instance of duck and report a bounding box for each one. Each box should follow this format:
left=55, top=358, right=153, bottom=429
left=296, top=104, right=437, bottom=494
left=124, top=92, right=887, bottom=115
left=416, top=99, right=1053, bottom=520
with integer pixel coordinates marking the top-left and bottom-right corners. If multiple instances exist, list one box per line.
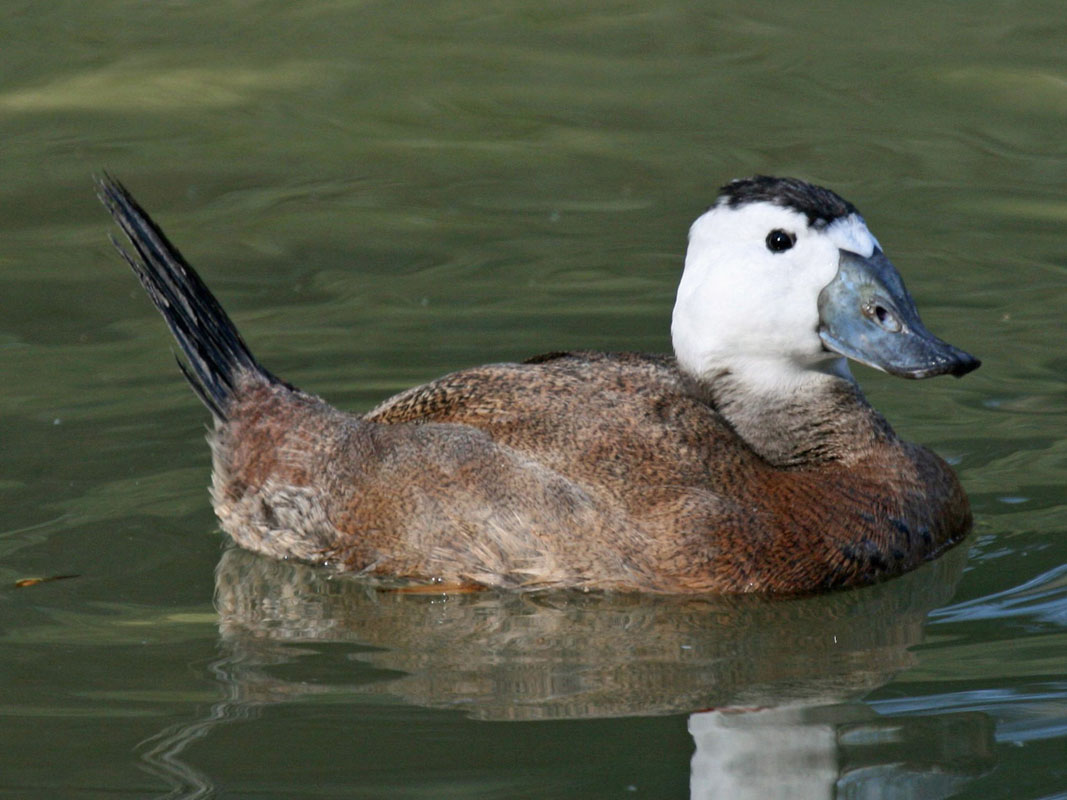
left=98, top=175, right=980, bottom=594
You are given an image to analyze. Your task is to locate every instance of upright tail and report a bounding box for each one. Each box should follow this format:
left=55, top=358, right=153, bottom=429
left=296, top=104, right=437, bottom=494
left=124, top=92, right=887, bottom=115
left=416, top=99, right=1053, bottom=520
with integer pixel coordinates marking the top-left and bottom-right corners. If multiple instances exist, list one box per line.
left=97, top=175, right=280, bottom=420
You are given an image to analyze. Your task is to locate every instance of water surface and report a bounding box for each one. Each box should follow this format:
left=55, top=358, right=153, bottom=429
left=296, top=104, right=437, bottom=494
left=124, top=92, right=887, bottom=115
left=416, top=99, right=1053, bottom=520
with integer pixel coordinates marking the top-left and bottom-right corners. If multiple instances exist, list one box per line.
left=1, top=1, right=1065, bottom=797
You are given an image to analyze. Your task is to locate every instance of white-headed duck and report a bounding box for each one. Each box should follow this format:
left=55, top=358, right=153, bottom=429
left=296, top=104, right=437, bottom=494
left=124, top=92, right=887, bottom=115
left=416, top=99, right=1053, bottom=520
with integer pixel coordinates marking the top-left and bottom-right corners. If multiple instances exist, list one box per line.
left=98, top=175, right=979, bottom=593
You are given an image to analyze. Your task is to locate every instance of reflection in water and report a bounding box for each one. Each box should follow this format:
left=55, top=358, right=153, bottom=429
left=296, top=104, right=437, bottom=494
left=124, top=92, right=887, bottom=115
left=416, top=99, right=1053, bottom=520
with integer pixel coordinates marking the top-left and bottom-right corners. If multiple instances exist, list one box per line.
left=141, top=544, right=993, bottom=798
left=213, top=546, right=968, bottom=717
left=690, top=704, right=993, bottom=800
left=137, top=670, right=257, bottom=800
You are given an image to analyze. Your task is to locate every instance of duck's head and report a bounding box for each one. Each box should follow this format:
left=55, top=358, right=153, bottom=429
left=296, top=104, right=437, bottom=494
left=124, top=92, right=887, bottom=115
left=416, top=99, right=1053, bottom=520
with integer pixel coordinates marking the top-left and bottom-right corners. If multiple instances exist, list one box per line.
left=671, top=176, right=980, bottom=391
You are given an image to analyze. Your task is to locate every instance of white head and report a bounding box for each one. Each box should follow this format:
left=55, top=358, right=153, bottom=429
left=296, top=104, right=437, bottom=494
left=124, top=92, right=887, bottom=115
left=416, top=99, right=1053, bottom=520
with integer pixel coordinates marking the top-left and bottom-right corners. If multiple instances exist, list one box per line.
left=672, top=177, right=882, bottom=393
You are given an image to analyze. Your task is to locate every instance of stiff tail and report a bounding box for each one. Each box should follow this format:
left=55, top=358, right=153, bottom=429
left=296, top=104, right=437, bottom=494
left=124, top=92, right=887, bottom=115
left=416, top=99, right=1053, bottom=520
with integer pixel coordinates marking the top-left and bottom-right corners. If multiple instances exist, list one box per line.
left=97, top=175, right=279, bottom=420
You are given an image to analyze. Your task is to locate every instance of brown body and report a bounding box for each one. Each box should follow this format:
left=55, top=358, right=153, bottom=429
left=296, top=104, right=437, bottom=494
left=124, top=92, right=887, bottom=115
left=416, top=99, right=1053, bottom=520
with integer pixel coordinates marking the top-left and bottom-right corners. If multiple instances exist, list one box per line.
left=211, top=351, right=970, bottom=593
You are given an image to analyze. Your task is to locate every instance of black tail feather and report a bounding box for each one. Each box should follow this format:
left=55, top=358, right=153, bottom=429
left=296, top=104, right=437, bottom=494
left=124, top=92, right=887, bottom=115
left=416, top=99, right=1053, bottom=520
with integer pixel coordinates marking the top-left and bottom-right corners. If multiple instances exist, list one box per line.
left=97, top=175, right=276, bottom=420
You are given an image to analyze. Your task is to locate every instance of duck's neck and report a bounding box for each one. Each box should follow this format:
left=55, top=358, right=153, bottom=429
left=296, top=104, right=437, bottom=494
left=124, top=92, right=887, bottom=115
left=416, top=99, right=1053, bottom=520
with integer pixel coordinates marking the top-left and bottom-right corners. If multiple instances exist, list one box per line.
left=691, top=359, right=896, bottom=468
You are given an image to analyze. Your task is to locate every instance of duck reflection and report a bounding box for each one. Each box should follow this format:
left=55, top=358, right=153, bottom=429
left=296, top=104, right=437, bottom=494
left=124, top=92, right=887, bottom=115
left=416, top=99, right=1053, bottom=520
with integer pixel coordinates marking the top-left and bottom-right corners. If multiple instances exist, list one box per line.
left=142, top=544, right=993, bottom=798
left=689, top=703, right=993, bottom=799
left=214, top=545, right=961, bottom=717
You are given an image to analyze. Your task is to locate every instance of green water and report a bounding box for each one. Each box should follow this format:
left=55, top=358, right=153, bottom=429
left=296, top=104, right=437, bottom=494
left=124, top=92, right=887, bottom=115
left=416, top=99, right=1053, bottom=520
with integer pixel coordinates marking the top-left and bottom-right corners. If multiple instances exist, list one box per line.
left=2, top=1, right=1065, bottom=797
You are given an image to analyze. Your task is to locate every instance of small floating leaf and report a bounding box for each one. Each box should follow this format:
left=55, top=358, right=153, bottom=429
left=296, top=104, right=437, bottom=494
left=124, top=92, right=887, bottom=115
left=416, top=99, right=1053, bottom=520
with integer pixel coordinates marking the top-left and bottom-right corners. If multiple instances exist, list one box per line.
left=14, top=574, right=80, bottom=588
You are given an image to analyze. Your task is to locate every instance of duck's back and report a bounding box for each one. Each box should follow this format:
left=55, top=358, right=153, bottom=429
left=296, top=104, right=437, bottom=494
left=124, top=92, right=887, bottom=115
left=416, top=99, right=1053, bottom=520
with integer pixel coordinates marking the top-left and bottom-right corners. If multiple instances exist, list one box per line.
left=366, top=351, right=756, bottom=495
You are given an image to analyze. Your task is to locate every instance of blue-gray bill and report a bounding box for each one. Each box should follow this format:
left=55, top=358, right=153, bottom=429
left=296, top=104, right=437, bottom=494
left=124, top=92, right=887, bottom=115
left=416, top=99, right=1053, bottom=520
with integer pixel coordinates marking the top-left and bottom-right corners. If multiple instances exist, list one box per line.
left=817, top=249, right=980, bottom=379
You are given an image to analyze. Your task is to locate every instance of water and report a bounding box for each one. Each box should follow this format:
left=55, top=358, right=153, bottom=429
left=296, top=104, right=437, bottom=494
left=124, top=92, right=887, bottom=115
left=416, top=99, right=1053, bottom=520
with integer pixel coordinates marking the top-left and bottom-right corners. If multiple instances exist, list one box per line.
left=1, top=1, right=1065, bottom=797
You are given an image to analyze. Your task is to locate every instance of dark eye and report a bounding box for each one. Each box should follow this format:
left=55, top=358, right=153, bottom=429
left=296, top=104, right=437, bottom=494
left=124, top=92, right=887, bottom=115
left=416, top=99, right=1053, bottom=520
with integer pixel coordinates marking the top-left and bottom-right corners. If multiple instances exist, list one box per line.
left=765, top=229, right=796, bottom=253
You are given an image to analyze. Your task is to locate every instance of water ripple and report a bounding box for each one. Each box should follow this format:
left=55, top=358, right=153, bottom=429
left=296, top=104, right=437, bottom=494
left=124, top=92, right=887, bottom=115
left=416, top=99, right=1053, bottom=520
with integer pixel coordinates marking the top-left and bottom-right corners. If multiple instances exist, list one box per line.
left=869, top=683, right=1067, bottom=745
left=930, top=563, right=1067, bottom=626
